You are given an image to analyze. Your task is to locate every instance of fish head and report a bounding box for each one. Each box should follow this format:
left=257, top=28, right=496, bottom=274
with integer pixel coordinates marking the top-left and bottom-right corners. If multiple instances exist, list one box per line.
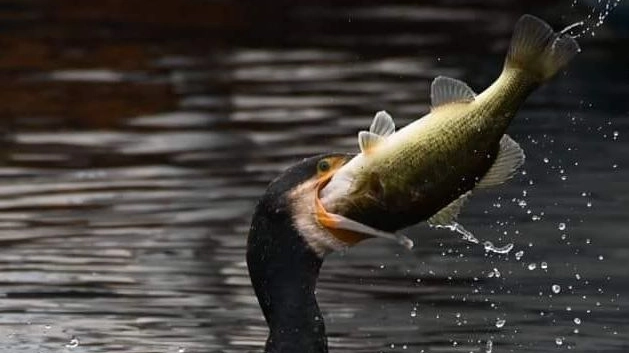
left=312, top=155, right=372, bottom=246
left=312, top=154, right=414, bottom=251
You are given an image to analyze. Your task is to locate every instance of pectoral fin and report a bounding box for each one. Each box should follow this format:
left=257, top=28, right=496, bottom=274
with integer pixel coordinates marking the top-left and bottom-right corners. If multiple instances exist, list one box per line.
left=428, top=135, right=524, bottom=226
left=430, top=76, right=476, bottom=108
left=476, top=134, right=525, bottom=188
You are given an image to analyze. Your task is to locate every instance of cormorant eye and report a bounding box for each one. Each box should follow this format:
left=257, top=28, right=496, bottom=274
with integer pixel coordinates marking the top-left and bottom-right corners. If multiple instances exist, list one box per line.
left=317, top=160, right=330, bottom=173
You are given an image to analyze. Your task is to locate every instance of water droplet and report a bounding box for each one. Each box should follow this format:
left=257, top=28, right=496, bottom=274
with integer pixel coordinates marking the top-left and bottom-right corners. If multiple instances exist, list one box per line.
left=410, top=308, right=417, bottom=318
left=541, top=262, right=548, bottom=269
left=574, top=317, right=581, bottom=325
left=598, top=255, right=604, bottom=261
left=515, top=250, right=524, bottom=260
left=543, top=157, right=549, bottom=163
left=552, top=284, right=561, bottom=294
left=558, top=222, right=566, bottom=231
left=528, top=263, right=537, bottom=270
left=488, top=268, right=501, bottom=278
left=495, top=318, right=506, bottom=328
left=555, top=337, right=563, bottom=346
left=65, top=337, right=79, bottom=349
left=485, top=339, right=493, bottom=353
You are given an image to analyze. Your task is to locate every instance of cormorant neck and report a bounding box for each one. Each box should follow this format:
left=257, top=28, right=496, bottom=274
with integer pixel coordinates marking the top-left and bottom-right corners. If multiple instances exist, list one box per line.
left=247, top=203, right=328, bottom=353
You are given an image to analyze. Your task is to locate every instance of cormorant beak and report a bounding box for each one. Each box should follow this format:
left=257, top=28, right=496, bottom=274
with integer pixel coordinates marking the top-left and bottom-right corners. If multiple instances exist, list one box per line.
left=314, top=162, right=367, bottom=246
left=313, top=157, right=414, bottom=250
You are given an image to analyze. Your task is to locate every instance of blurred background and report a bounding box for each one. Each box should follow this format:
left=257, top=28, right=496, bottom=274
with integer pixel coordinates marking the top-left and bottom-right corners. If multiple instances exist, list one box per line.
left=0, top=0, right=627, bottom=352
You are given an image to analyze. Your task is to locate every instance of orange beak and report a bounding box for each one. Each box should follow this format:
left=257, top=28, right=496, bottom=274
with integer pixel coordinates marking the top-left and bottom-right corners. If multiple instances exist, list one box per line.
left=314, top=161, right=371, bottom=246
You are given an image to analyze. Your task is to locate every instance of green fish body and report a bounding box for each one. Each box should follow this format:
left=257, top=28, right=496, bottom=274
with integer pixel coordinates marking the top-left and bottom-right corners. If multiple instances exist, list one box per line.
left=320, top=15, right=579, bottom=234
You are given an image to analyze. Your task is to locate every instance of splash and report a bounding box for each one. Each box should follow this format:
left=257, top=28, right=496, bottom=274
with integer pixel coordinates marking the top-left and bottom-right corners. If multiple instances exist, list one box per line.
left=558, top=20, right=586, bottom=38
left=569, top=0, right=623, bottom=38
left=439, top=222, right=479, bottom=244
left=483, top=240, right=514, bottom=254
left=65, top=337, right=80, bottom=349
left=434, top=222, right=514, bottom=255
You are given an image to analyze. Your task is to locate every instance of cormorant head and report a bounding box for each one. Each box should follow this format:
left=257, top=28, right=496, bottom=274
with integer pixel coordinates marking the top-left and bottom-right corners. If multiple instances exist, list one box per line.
left=248, top=153, right=368, bottom=259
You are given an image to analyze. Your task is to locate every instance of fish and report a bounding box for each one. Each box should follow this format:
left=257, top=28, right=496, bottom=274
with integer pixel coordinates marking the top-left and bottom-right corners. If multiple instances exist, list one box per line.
left=314, top=15, right=580, bottom=247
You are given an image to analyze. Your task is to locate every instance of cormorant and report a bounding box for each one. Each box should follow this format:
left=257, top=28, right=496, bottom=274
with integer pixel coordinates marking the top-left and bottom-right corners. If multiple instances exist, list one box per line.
left=247, top=153, right=366, bottom=353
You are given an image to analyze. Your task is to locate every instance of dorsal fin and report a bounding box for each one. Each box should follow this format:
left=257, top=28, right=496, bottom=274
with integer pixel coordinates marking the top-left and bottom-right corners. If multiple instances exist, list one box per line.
left=358, top=111, right=395, bottom=154
left=476, top=134, right=525, bottom=188
left=358, top=131, right=383, bottom=154
left=430, top=76, right=476, bottom=108
left=369, top=110, right=395, bottom=136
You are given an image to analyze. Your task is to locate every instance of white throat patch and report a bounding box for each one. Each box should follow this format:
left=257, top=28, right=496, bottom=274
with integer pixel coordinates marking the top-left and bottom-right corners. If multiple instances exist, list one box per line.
left=288, top=178, right=347, bottom=257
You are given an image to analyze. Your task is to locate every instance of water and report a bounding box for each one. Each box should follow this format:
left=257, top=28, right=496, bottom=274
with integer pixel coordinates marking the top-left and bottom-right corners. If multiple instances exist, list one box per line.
left=570, top=0, right=624, bottom=37
left=1, top=1, right=628, bottom=352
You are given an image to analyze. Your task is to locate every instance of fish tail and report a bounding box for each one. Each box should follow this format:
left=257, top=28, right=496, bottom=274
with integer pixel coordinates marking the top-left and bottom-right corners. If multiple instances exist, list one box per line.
left=505, top=15, right=580, bottom=82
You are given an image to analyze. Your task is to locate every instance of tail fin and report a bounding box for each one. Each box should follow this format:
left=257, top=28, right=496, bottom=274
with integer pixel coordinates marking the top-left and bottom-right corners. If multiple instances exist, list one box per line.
left=505, top=15, right=580, bottom=82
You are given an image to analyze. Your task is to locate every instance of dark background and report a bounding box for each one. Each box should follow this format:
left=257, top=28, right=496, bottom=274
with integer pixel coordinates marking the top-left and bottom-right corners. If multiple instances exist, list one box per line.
left=0, top=1, right=627, bottom=352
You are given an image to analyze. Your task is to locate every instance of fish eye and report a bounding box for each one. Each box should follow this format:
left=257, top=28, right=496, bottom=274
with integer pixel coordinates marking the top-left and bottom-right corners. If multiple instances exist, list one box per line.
left=317, top=160, right=330, bottom=173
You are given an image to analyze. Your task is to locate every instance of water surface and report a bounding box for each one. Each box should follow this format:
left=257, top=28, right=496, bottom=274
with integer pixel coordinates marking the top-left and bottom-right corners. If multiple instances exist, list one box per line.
left=0, top=1, right=628, bottom=352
